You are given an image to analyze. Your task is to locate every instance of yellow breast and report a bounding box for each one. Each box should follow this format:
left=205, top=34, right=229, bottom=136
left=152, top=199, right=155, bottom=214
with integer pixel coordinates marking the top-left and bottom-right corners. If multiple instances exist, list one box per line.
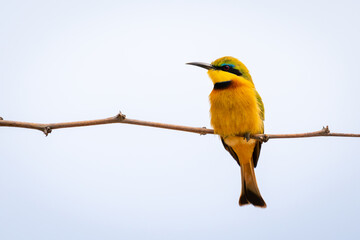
left=209, top=80, right=263, bottom=137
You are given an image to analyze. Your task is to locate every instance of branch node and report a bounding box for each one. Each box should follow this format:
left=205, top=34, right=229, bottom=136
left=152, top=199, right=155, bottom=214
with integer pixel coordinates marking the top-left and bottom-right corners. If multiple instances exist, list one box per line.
left=115, top=111, right=126, bottom=121
left=322, top=125, right=330, bottom=134
left=43, top=126, right=52, bottom=136
left=200, top=127, right=208, bottom=135
left=259, top=135, right=270, bottom=143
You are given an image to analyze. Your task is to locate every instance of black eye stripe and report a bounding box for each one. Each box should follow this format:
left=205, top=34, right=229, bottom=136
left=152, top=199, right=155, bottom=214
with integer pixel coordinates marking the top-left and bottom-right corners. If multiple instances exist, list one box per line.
left=228, top=68, right=242, bottom=76
left=213, top=65, right=242, bottom=76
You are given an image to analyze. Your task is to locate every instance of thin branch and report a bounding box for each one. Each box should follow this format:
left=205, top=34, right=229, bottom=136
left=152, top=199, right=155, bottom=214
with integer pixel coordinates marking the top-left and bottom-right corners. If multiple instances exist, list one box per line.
left=0, top=112, right=359, bottom=142
left=0, top=112, right=213, bottom=136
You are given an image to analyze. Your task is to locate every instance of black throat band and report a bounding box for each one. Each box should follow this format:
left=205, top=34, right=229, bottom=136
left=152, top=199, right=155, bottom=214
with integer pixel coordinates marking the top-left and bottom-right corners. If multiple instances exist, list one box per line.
left=213, top=80, right=232, bottom=90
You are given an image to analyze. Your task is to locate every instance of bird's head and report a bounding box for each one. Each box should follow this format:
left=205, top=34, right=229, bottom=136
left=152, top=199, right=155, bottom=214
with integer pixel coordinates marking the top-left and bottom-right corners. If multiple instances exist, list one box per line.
left=187, top=56, right=253, bottom=86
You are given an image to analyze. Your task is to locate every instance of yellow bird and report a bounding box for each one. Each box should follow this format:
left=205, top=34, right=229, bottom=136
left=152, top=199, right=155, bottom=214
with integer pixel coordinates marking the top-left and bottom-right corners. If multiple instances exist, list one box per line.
left=188, top=56, right=266, bottom=208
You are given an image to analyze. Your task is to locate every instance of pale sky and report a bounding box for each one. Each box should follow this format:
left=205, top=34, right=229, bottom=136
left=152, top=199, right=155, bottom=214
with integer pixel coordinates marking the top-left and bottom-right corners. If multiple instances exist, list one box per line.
left=1, top=0, right=360, bottom=239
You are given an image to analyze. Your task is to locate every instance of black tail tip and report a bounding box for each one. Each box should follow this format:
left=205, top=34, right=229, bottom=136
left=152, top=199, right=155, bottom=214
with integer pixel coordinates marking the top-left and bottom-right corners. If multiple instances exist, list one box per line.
left=239, top=191, right=267, bottom=208
left=239, top=194, right=249, bottom=206
left=247, top=190, right=267, bottom=208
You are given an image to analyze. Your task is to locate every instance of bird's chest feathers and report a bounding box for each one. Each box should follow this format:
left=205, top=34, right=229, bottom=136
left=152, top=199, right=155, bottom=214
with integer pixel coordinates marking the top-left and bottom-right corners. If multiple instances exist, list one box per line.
left=209, top=83, right=262, bottom=136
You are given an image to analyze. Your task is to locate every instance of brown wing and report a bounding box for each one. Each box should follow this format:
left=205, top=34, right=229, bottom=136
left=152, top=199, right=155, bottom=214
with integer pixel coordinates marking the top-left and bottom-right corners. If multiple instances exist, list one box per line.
left=252, top=141, right=262, bottom=168
left=254, top=90, right=264, bottom=168
left=221, top=137, right=262, bottom=168
left=221, top=137, right=240, bottom=166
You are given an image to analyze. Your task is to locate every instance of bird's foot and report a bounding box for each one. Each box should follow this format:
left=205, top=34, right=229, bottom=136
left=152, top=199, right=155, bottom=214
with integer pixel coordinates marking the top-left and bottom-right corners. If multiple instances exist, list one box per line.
left=243, top=132, right=251, bottom=142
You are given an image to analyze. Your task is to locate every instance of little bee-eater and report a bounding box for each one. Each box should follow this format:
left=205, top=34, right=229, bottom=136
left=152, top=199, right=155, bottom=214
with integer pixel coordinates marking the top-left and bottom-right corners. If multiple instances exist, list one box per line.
left=188, top=56, right=266, bottom=208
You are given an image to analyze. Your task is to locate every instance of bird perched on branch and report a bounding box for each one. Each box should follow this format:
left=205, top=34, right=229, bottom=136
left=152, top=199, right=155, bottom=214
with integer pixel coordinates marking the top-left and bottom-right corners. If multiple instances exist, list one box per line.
left=187, top=56, right=266, bottom=208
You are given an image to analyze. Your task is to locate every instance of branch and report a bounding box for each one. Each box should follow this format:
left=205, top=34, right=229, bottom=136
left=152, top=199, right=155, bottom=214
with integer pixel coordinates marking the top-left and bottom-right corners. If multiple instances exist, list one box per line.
left=0, top=112, right=213, bottom=136
left=0, top=112, right=359, bottom=142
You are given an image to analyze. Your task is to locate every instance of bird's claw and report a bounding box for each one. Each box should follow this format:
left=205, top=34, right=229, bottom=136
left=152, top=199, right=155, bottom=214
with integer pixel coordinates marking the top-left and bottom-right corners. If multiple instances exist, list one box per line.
left=244, top=132, right=251, bottom=142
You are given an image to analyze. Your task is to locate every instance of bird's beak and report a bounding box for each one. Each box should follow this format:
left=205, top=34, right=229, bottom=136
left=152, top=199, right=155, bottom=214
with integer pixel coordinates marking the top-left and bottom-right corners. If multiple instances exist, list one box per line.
left=186, top=62, right=213, bottom=70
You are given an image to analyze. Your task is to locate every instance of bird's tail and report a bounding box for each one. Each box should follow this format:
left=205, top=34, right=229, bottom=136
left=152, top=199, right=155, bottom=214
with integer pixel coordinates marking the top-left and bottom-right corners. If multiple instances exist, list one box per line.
left=239, top=162, right=266, bottom=208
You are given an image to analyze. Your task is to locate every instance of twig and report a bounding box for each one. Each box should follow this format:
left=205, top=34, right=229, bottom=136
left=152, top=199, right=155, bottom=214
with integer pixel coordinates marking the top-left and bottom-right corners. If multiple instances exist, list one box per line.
left=253, top=126, right=360, bottom=142
left=0, top=112, right=359, bottom=142
left=0, top=112, right=212, bottom=136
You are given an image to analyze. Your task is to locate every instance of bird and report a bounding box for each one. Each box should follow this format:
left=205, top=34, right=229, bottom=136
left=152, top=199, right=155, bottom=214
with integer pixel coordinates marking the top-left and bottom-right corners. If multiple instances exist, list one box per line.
left=187, top=56, right=266, bottom=208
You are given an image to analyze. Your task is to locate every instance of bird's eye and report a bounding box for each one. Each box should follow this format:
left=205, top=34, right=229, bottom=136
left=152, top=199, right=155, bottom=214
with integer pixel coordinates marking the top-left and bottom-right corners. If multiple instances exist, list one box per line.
left=222, top=65, right=231, bottom=71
